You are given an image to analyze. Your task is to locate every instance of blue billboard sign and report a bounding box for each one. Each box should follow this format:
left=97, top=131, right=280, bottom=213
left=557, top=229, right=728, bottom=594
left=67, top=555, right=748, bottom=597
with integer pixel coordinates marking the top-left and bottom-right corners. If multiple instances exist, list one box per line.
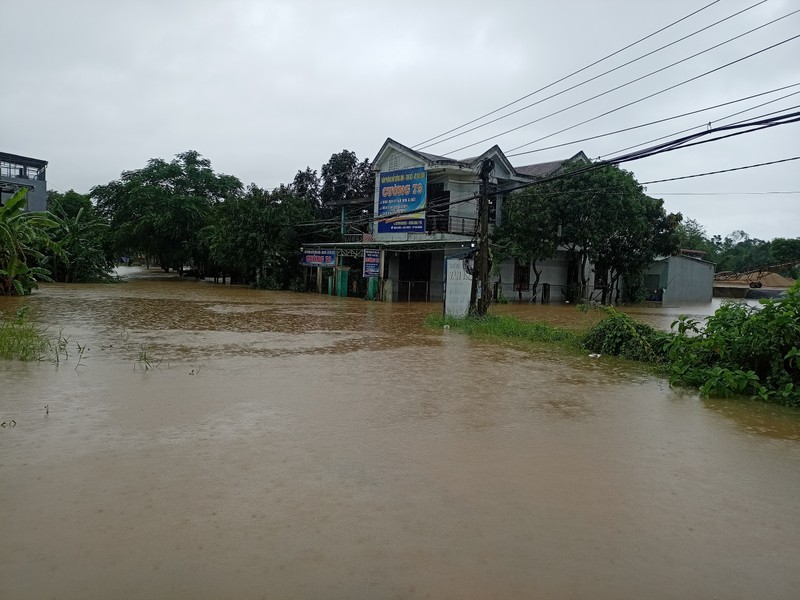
left=363, top=248, right=381, bottom=278
left=302, top=248, right=336, bottom=267
left=377, top=167, right=427, bottom=233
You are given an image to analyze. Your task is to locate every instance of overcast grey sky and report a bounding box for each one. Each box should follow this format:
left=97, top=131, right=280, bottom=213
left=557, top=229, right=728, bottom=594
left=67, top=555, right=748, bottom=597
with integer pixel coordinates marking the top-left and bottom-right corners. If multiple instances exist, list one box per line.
left=3, top=0, right=798, bottom=240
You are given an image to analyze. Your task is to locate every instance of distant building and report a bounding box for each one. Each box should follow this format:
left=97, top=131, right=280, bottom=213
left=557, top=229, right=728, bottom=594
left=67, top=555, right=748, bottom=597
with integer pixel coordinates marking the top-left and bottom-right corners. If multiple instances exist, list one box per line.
left=644, top=254, right=715, bottom=306
left=0, top=152, right=48, bottom=212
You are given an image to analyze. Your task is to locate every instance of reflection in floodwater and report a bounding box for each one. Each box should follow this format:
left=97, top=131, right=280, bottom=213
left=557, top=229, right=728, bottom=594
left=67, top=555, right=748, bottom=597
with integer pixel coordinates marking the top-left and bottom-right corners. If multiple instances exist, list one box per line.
left=1, top=269, right=799, bottom=599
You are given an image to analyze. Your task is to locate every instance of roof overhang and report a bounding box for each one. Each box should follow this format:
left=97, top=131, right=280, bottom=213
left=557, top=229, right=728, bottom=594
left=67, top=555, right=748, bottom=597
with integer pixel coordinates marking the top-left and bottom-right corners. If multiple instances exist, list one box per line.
left=0, top=152, right=48, bottom=169
left=303, top=239, right=475, bottom=253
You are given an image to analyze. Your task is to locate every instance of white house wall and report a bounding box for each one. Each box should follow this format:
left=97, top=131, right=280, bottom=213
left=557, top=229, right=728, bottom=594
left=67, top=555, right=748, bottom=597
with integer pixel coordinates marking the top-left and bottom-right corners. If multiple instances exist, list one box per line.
left=447, top=177, right=479, bottom=221
left=494, top=251, right=585, bottom=302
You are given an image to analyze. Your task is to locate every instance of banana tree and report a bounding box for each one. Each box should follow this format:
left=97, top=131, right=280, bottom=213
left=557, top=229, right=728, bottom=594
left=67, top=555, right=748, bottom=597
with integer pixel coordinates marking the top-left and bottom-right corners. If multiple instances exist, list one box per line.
left=0, top=189, right=60, bottom=295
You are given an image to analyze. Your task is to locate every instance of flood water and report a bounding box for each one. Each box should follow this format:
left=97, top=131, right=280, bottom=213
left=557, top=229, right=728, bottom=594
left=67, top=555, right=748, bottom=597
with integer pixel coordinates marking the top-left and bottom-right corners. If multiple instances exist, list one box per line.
left=2, top=268, right=799, bottom=599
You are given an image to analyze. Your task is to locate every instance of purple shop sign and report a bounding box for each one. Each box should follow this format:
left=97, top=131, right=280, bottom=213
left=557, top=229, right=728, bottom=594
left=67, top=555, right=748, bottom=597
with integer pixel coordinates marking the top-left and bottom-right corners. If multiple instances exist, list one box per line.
left=302, top=248, right=336, bottom=267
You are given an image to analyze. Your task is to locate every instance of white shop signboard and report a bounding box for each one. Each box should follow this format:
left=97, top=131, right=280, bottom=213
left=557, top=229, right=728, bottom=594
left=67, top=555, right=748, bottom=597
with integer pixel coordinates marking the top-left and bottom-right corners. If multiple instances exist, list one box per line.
left=444, top=256, right=472, bottom=317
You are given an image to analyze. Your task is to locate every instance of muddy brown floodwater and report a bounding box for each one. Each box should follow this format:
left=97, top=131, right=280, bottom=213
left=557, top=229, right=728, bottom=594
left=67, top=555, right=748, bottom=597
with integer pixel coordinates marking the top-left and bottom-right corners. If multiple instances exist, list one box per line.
left=1, top=268, right=799, bottom=599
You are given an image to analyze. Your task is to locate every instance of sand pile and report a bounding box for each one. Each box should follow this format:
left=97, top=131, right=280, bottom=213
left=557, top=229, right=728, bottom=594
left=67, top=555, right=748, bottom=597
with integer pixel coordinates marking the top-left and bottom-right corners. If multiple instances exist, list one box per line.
left=731, top=271, right=796, bottom=287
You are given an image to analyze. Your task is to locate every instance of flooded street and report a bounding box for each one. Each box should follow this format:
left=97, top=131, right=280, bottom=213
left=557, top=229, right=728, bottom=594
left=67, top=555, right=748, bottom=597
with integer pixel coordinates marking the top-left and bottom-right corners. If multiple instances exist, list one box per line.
left=2, top=269, right=799, bottom=599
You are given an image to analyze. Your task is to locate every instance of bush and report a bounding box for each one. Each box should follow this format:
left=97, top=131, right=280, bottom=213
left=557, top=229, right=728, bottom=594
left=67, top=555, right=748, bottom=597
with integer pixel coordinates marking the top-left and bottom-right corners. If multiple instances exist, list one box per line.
left=582, top=307, right=671, bottom=364
left=666, top=284, right=800, bottom=406
left=429, top=287, right=800, bottom=406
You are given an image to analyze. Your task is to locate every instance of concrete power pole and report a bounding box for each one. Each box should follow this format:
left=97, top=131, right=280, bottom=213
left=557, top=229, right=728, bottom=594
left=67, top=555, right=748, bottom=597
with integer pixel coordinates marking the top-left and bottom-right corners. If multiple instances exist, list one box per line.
left=470, top=158, right=494, bottom=317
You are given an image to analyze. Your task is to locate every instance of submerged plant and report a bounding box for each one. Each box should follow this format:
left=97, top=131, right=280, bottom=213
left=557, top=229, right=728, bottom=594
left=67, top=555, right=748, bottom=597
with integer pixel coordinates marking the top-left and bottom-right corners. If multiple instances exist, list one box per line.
left=0, top=307, right=48, bottom=360
left=74, top=341, right=88, bottom=369
left=47, top=328, right=70, bottom=365
left=134, top=343, right=164, bottom=371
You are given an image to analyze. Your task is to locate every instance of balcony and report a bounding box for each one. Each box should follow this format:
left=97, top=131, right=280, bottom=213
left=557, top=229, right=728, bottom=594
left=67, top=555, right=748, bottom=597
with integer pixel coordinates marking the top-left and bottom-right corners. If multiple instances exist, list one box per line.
left=0, top=153, right=47, bottom=182
left=426, top=215, right=478, bottom=236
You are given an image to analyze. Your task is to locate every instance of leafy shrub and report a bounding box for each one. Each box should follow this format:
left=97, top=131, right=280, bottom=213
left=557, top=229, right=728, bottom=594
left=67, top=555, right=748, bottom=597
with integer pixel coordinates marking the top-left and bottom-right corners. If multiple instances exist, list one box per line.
left=667, top=284, right=800, bottom=406
left=582, top=307, right=671, bottom=364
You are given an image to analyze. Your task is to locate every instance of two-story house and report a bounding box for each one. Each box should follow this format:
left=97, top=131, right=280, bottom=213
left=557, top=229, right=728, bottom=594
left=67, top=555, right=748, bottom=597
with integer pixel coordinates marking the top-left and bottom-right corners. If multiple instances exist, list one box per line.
left=302, top=138, right=590, bottom=302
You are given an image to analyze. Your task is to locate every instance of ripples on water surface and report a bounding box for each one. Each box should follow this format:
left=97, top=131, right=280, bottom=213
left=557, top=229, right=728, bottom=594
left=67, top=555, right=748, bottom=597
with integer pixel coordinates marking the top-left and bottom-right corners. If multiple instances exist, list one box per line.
left=1, top=268, right=799, bottom=599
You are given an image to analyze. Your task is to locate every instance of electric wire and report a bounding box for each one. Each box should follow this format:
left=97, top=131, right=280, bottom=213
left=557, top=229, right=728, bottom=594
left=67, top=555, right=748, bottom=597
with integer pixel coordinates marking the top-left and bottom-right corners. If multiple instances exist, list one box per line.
left=505, top=83, right=800, bottom=158
left=599, top=90, right=800, bottom=158
left=439, top=30, right=800, bottom=157
left=412, top=0, right=723, bottom=149
left=417, top=0, right=772, bottom=151
left=657, top=191, right=800, bottom=195
left=640, top=156, right=800, bottom=184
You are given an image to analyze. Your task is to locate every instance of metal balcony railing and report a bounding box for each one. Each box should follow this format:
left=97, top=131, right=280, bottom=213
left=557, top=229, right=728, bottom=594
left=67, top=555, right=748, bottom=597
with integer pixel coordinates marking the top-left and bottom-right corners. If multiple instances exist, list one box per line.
left=426, top=215, right=478, bottom=235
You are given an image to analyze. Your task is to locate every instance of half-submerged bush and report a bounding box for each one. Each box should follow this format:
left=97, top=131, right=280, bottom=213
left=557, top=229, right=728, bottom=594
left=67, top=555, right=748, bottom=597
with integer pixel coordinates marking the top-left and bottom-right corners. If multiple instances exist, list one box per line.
left=431, top=284, right=800, bottom=406
left=582, top=307, right=671, bottom=365
left=667, top=284, right=800, bottom=406
left=0, top=307, right=48, bottom=360
left=427, top=313, right=581, bottom=348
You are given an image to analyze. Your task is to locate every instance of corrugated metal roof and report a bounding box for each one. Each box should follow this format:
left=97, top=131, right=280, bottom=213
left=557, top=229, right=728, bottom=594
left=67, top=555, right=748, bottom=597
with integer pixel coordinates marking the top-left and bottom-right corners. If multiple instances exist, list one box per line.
left=514, top=159, right=567, bottom=178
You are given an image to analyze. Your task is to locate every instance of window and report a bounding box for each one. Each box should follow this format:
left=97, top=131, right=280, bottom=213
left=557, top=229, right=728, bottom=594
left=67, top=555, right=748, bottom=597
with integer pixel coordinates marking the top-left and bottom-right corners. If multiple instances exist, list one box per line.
left=513, top=259, right=530, bottom=291
left=426, top=182, right=449, bottom=232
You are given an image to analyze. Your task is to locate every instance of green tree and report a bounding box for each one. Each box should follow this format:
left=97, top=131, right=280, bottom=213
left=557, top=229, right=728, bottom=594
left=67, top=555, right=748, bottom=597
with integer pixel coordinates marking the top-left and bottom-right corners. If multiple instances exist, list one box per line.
left=495, top=162, right=679, bottom=304
left=46, top=190, right=115, bottom=283
left=203, top=184, right=314, bottom=288
left=592, top=192, right=680, bottom=304
left=770, top=237, right=800, bottom=278
left=92, top=151, right=242, bottom=271
left=493, top=186, right=559, bottom=299
left=0, top=189, right=59, bottom=295
left=676, top=218, right=717, bottom=260
left=291, top=167, right=321, bottom=208
left=714, top=231, right=771, bottom=274
left=538, top=162, right=677, bottom=302
left=319, top=150, right=374, bottom=215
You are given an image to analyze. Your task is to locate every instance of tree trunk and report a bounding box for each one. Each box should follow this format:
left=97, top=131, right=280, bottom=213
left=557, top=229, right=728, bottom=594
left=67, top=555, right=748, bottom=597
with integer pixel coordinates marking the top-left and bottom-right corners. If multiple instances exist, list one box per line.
left=578, top=248, right=589, bottom=301
left=531, top=263, right=542, bottom=302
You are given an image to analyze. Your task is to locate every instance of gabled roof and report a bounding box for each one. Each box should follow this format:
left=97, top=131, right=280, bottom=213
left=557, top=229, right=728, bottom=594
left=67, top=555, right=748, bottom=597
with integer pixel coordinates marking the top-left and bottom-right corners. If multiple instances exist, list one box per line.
left=372, top=138, right=476, bottom=170
left=372, top=139, right=589, bottom=181
left=514, top=151, right=590, bottom=178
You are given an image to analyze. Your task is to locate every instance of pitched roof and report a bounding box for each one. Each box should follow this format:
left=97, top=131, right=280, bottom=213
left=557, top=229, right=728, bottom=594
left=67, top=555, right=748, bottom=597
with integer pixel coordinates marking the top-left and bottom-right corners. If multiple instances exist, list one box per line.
left=372, top=139, right=590, bottom=179
left=514, top=159, right=566, bottom=178
left=514, top=151, right=591, bottom=179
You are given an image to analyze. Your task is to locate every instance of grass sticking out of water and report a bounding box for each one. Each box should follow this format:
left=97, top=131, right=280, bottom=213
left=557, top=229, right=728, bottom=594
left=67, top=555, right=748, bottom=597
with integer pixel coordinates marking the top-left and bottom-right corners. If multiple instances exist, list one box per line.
left=427, top=313, right=583, bottom=350
left=0, top=308, right=49, bottom=361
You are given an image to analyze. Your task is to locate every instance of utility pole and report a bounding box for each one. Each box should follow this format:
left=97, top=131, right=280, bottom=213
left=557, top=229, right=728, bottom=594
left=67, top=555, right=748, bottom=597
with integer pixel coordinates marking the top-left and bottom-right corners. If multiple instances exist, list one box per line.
left=470, top=158, right=494, bottom=316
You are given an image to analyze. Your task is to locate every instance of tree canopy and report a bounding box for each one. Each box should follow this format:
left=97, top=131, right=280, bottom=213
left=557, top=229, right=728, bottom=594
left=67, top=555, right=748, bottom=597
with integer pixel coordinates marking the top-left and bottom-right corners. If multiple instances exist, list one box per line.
left=0, top=189, right=59, bottom=295
left=678, top=219, right=799, bottom=278
left=201, top=184, right=314, bottom=288
left=44, top=190, right=116, bottom=283
left=91, top=151, right=242, bottom=271
left=494, top=162, right=680, bottom=303
left=319, top=150, right=374, bottom=214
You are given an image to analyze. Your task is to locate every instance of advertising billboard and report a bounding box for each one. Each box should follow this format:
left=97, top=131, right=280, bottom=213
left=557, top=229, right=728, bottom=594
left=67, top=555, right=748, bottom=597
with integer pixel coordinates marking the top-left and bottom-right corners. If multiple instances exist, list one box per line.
left=377, top=166, right=426, bottom=233
left=363, top=248, right=381, bottom=278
